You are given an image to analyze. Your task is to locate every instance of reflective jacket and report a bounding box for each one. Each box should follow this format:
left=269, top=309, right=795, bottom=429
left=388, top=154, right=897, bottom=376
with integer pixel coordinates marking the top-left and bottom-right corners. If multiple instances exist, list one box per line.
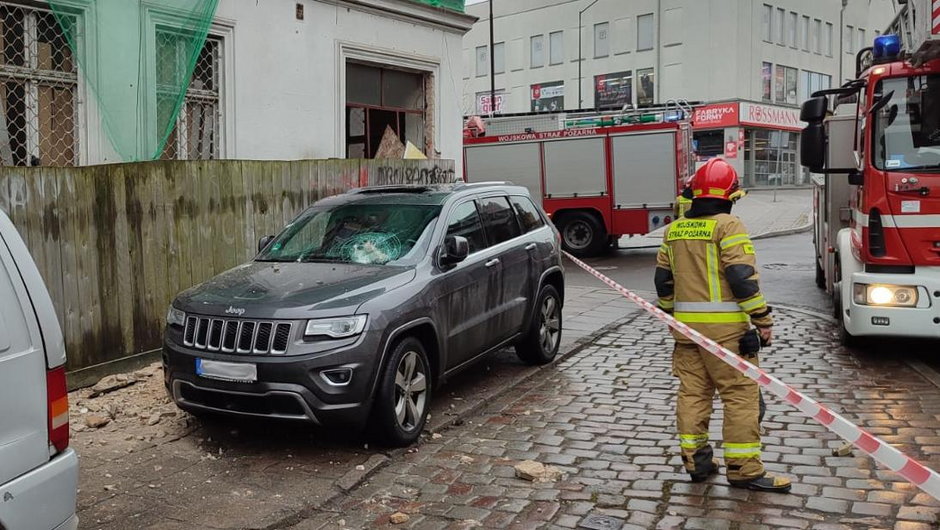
left=655, top=212, right=773, bottom=344
left=675, top=195, right=693, bottom=219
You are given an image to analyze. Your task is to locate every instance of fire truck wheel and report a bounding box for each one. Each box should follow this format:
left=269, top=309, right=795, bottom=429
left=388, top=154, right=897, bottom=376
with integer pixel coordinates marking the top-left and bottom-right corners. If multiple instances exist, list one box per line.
left=556, top=212, right=607, bottom=257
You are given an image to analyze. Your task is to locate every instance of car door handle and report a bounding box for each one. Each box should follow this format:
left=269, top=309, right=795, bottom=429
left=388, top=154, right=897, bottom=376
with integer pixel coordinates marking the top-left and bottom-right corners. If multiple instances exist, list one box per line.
left=485, top=258, right=500, bottom=268
left=525, top=243, right=537, bottom=251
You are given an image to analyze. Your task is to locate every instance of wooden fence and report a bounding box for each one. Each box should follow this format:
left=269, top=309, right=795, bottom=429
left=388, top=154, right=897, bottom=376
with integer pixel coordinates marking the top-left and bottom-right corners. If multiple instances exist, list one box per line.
left=0, top=159, right=456, bottom=373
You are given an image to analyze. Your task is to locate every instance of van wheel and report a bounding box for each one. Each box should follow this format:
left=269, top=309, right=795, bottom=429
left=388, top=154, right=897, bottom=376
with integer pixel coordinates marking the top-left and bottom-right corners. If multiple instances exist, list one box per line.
left=815, top=261, right=826, bottom=289
left=371, top=337, right=431, bottom=447
left=557, top=212, right=607, bottom=257
left=515, top=284, right=562, bottom=365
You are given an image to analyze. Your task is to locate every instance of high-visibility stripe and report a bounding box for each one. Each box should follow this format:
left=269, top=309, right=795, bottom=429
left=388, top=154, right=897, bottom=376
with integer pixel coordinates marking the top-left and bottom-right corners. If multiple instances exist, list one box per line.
left=706, top=243, right=721, bottom=302
left=666, top=245, right=675, bottom=272
left=724, top=442, right=762, bottom=459
left=738, top=294, right=767, bottom=312
left=675, top=311, right=750, bottom=324
left=675, top=301, right=742, bottom=312
left=720, top=233, right=752, bottom=250
left=679, top=433, right=708, bottom=449
left=658, top=299, right=675, bottom=310
left=693, top=188, right=729, bottom=197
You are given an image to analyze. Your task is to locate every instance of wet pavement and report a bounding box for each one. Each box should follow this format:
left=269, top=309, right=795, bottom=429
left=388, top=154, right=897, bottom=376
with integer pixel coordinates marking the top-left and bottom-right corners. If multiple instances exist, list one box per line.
left=294, top=308, right=940, bottom=529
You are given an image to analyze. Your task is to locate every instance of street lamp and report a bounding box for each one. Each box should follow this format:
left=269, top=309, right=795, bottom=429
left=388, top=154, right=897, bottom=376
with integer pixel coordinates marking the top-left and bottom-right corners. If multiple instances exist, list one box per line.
left=489, top=0, right=496, bottom=116
left=578, top=0, right=601, bottom=109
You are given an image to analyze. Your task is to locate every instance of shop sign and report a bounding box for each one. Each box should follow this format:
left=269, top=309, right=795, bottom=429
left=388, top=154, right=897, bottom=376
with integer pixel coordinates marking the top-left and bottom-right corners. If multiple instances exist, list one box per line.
left=739, top=102, right=804, bottom=131
left=692, top=103, right=739, bottom=129
left=476, top=91, right=506, bottom=114
left=531, top=81, right=564, bottom=112
left=595, top=71, right=633, bottom=110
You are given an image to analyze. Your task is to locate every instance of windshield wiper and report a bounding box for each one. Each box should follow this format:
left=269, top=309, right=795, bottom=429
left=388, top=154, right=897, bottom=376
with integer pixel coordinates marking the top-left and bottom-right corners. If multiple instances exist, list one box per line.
left=299, top=255, right=349, bottom=264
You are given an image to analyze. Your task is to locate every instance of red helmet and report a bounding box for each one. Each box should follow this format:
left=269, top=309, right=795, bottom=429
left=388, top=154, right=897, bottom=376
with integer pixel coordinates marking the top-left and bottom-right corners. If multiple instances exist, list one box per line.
left=692, top=158, right=740, bottom=201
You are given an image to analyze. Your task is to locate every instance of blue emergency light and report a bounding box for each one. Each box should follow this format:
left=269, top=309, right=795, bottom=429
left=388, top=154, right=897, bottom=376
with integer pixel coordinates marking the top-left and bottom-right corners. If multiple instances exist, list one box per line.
left=872, top=34, right=902, bottom=59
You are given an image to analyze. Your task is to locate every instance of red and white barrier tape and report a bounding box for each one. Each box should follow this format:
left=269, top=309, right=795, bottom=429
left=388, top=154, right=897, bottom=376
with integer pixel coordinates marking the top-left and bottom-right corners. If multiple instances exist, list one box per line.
left=564, top=251, right=940, bottom=500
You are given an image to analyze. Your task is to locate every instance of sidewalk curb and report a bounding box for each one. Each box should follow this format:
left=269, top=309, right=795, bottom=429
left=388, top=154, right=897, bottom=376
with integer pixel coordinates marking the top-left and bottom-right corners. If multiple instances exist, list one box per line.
left=261, top=310, right=644, bottom=529
left=752, top=221, right=813, bottom=241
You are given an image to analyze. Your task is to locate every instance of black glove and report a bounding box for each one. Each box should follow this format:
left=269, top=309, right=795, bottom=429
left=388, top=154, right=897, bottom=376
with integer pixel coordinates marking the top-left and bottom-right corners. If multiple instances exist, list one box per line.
left=739, top=329, right=762, bottom=358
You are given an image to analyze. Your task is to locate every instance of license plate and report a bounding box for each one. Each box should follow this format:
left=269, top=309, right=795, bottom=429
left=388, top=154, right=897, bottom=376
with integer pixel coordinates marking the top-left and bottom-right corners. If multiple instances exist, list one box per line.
left=196, top=358, right=258, bottom=383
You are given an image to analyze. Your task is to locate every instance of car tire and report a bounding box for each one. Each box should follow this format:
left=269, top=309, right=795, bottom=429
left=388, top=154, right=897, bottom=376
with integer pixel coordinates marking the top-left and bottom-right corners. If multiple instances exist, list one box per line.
left=370, top=337, right=432, bottom=447
left=515, top=284, right=563, bottom=365
left=557, top=212, right=607, bottom=257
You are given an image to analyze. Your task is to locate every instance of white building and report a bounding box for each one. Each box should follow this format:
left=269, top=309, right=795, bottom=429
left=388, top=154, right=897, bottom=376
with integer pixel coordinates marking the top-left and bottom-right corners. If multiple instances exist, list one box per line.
left=461, top=0, right=896, bottom=187
left=0, top=0, right=474, bottom=170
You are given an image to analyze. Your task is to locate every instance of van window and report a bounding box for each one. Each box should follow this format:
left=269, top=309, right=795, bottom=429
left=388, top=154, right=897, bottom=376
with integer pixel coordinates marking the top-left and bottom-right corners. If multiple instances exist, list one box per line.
left=511, top=196, right=545, bottom=233
left=0, top=257, right=30, bottom=354
left=477, top=196, right=522, bottom=245
left=445, top=201, right=487, bottom=253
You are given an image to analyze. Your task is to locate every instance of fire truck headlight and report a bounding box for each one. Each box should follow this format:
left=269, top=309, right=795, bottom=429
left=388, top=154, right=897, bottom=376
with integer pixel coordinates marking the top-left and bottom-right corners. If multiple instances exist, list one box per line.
left=854, top=283, right=918, bottom=307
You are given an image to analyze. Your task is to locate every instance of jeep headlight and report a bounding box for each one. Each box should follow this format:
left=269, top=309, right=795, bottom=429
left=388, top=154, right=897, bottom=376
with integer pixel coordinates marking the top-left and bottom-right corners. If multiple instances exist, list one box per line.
left=304, top=315, right=367, bottom=339
left=166, top=306, right=186, bottom=327
left=853, top=283, right=918, bottom=307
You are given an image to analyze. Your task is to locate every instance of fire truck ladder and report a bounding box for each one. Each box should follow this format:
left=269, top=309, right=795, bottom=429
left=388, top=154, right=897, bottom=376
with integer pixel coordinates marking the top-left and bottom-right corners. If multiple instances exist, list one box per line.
left=885, top=0, right=940, bottom=66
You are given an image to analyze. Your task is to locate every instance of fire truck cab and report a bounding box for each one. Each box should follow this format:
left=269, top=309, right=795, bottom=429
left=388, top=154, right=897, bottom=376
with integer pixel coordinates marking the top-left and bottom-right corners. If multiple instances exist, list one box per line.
left=801, top=0, right=940, bottom=344
left=463, top=107, right=695, bottom=257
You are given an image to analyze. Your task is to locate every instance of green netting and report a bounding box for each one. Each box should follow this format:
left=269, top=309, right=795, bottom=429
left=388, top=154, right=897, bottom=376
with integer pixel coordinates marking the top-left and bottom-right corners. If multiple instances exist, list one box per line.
left=411, top=0, right=465, bottom=12
left=49, top=0, right=219, bottom=162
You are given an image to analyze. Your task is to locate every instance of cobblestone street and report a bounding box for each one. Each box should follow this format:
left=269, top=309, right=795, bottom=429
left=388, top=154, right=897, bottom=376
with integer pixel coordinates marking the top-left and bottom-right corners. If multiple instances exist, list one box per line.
left=294, top=308, right=940, bottom=529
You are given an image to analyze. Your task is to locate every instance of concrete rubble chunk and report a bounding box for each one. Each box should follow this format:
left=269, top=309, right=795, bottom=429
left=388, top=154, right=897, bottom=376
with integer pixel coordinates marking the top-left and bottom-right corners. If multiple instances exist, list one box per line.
left=90, top=374, right=136, bottom=398
left=84, top=415, right=111, bottom=429
left=514, top=460, right=562, bottom=483
left=389, top=512, right=410, bottom=524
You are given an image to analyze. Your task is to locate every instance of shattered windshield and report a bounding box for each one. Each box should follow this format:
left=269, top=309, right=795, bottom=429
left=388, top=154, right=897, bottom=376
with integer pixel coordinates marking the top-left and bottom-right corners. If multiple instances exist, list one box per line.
left=873, top=75, right=940, bottom=171
left=257, top=202, right=441, bottom=265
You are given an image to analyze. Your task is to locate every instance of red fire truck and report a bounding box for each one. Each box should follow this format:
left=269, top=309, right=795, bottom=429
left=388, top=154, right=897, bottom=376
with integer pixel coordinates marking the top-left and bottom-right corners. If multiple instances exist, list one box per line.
left=802, top=0, right=940, bottom=345
left=463, top=106, right=695, bottom=256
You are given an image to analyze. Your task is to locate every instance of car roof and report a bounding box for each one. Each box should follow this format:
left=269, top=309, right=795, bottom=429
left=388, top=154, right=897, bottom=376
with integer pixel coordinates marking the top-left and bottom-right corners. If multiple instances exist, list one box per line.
left=315, top=182, right=530, bottom=207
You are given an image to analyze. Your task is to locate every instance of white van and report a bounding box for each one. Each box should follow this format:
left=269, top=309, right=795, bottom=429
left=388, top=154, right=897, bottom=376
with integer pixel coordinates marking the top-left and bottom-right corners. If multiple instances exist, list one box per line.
left=0, top=208, right=78, bottom=530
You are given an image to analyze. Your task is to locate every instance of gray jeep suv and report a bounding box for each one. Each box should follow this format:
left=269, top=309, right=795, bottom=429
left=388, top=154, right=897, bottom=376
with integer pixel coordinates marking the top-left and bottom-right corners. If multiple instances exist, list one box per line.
left=162, top=183, right=564, bottom=446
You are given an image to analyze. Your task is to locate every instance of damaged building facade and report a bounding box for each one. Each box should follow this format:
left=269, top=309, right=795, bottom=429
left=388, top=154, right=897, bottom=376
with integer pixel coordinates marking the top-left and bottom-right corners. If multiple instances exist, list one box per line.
left=0, top=0, right=473, bottom=169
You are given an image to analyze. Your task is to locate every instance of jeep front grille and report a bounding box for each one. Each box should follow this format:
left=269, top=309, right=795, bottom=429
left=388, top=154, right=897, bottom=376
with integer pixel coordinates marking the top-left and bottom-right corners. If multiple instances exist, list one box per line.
left=183, top=316, right=292, bottom=354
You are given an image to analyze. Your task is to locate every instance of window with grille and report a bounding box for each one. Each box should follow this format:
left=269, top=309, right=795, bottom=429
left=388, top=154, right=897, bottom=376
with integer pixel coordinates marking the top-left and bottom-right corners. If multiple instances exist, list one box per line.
left=0, top=2, right=78, bottom=167
left=158, top=30, right=223, bottom=160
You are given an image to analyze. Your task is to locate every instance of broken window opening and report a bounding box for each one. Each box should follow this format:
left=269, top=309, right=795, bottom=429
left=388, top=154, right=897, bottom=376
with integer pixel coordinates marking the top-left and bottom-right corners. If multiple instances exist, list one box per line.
left=345, top=62, right=428, bottom=159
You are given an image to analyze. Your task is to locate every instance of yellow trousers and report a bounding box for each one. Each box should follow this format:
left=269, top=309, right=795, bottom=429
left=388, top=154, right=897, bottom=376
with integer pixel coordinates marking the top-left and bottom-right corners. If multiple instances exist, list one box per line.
left=673, top=339, right=764, bottom=482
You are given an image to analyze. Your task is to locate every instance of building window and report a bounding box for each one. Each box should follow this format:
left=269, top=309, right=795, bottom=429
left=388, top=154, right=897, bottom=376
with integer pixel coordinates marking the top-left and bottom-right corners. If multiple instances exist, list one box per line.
left=0, top=4, right=78, bottom=167
left=825, top=23, right=833, bottom=56
left=594, top=22, right=609, bottom=58
left=637, top=14, right=654, bottom=51
left=801, top=15, right=810, bottom=51
left=800, top=70, right=832, bottom=102
left=776, top=7, right=785, bottom=45
left=693, top=130, right=725, bottom=158
left=345, top=63, right=427, bottom=159
left=813, top=19, right=822, bottom=54
left=774, top=64, right=798, bottom=105
left=761, top=5, right=772, bottom=43
left=845, top=25, right=854, bottom=54
left=637, top=67, right=654, bottom=107
left=857, top=28, right=866, bottom=53
left=761, top=62, right=773, bottom=102
left=787, top=12, right=797, bottom=48
left=158, top=33, right=223, bottom=160
left=493, top=42, right=505, bottom=74
left=744, top=129, right=800, bottom=187
left=531, top=35, right=544, bottom=68
left=475, top=45, right=488, bottom=77
left=549, top=31, right=564, bottom=65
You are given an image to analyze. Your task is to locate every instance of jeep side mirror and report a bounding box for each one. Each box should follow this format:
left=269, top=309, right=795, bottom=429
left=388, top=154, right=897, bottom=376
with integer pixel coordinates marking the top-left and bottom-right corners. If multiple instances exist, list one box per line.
left=800, top=122, right=826, bottom=173
left=258, top=235, right=275, bottom=253
left=440, top=235, right=469, bottom=267
left=800, top=96, right=828, bottom=123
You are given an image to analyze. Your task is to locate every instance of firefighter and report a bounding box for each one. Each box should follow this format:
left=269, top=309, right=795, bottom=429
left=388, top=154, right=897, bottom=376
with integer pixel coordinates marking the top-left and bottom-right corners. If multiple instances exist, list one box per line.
left=654, top=158, right=791, bottom=493
left=674, top=177, right=694, bottom=219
